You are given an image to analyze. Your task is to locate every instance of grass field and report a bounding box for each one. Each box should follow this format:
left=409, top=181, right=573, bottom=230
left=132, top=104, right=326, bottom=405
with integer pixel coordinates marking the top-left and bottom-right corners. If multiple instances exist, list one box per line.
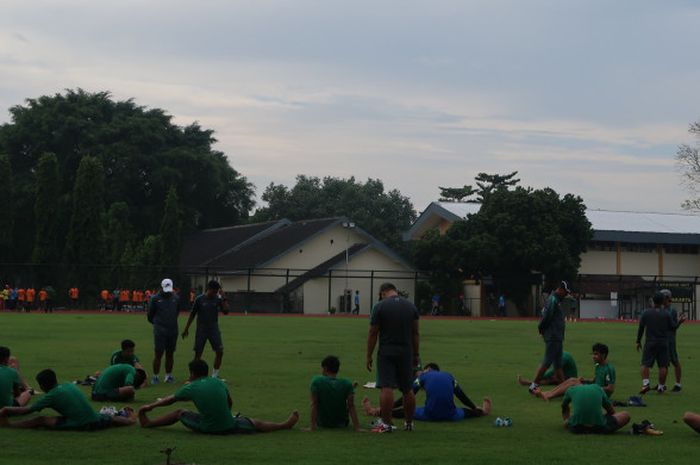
left=0, top=312, right=699, bottom=465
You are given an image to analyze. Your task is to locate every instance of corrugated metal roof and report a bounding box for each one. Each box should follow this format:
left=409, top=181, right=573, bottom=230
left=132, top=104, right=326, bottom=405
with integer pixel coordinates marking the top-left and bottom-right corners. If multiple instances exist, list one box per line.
left=436, top=202, right=481, bottom=219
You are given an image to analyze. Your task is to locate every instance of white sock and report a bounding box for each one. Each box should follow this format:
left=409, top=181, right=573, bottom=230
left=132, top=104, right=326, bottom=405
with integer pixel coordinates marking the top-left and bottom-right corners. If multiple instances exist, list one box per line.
left=212, top=369, right=220, bottom=377
left=642, top=379, right=650, bottom=386
left=529, top=382, right=538, bottom=390
left=675, top=383, right=681, bottom=387
left=658, top=384, right=665, bottom=390
left=165, top=373, right=172, bottom=378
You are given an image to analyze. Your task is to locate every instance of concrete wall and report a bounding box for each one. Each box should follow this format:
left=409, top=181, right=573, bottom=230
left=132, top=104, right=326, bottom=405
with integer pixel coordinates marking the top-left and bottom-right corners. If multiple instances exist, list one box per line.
left=620, top=251, right=658, bottom=275
left=579, top=250, right=617, bottom=275
left=664, top=253, right=700, bottom=276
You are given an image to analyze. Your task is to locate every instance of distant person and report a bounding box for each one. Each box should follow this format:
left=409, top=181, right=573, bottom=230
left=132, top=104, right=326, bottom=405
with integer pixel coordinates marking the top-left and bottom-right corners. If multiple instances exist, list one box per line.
left=533, top=343, right=616, bottom=401
left=25, top=287, right=35, bottom=312
left=91, top=364, right=146, bottom=402
left=660, top=289, right=686, bottom=392
left=561, top=384, right=629, bottom=434
left=0, top=347, right=32, bottom=409
left=636, top=292, right=673, bottom=394
left=518, top=351, right=577, bottom=388
left=17, top=288, right=25, bottom=312
left=39, top=288, right=48, bottom=313
left=100, top=289, right=110, bottom=310
left=498, top=294, right=506, bottom=317
left=147, top=278, right=180, bottom=384
left=308, top=356, right=361, bottom=431
left=138, top=359, right=299, bottom=434
left=8, top=287, right=18, bottom=311
left=353, top=290, right=360, bottom=315
left=527, top=281, right=569, bottom=395
left=0, top=369, right=136, bottom=430
left=430, top=294, right=440, bottom=316
left=68, top=287, right=79, bottom=309
left=366, top=282, right=420, bottom=433
left=181, top=280, right=229, bottom=379
left=0, top=285, right=8, bottom=311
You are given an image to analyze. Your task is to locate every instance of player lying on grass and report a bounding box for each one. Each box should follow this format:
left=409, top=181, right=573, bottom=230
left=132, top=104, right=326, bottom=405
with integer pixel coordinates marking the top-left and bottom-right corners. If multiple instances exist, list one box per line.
left=0, top=347, right=33, bottom=409
left=0, top=368, right=136, bottom=430
left=363, top=363, right=491, bottom=422
left=307, top=355, right=361, bottom=431
left=91, top=364, right=147, bottom=402
left=561, top=384, right=629, bottom=435
left=683, top=412, right=700, bottom=434
left=138, top=359, right=299, bottom=434
left=533, top=343, right=615, bottom=401
left=636, top=292, right=673, bottom=394
left=518, top=351, right=577, bottom=387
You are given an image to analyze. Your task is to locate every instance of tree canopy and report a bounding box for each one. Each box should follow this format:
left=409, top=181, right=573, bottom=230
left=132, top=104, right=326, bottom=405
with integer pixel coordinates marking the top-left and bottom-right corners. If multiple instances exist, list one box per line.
left=438, top=171, right=521, bottom=203
left=676, top=121, right=700, bottom=211
left=252, top=175, right=416, bottom=251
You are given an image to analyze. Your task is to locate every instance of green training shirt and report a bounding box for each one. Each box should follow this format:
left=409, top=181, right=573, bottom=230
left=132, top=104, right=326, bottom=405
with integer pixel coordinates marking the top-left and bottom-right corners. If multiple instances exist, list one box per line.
left=562, top=384, right=610, bottom=427
left=174, top=377, right=236, bottom=433
left=310, top=375, right=354, bottom=428
left=543, top=351, right=578, bottom=379
left=110, top=350, right=140, bottom=366
left=93, top=364, right=136, bottom=395
left=0, top=366, right=21, bottom=408
left=593, top=362, right=616, bottom=388
left=30, top=383, right=101, bottom=428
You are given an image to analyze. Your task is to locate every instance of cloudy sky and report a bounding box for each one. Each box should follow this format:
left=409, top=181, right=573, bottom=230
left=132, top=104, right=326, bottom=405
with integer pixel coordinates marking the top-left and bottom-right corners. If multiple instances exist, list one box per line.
left=2, top=0, right=700, bottom=214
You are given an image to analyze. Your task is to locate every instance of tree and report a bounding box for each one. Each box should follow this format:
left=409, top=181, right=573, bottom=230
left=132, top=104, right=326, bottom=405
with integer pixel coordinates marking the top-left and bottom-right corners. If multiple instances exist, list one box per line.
left=438, top=185, right=476, bottom=202
left=0, top=154, right=13, bottom=261
left=104, top=202, right=134, bottom=265
left=159, top=186, right=183, bottom=269
left=474, top=171, right=520, bottom=202
left=676, top=121, right=700, bottom=210
left=32, top=153, right=61, bottom=264
left=65, top=156, right=105, bottom=268
left=253, top=175, right=416, bottom=251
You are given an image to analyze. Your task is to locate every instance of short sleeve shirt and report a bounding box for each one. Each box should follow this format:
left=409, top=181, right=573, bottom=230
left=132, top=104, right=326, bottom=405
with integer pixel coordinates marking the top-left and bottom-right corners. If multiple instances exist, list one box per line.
left=93, top=364, right=136, bottom=395
left=110, top=350, right=140, bottom=366
left=191, top=295, right=225, bottom=329
left=369, top=296, right=420, bottom=356
left=174, top=377, right=236, bottom=433
left=562, top=384, right=611, bottom=427
left=0, top=366, right=21, bottom=408
left=310, top=375, right=354, bottom=428
left=30, top=383, right=101, bottom=428
left=593, top=363, right=616, bottom=388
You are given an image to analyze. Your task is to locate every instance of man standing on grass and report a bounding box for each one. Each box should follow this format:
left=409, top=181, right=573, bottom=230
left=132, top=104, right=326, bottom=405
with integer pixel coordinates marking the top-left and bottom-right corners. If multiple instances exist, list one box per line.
left=181, top=280, right=229, bottom=379
left=561, top=383, right=629, bottom=434
left=527, top=281, right=569, bottom=395
left=660, top=289, right=686, bottom=392
left=0, top=369, right=136, bottom=430
left=138, top=359, right=299, bottom=434
left=308, top=355, right=361, bottom=431
left=148, top=278, right=180, bottom=384
left=636, top=291, right=673, bottom=394
left=366, top=282, right=420, bottom=433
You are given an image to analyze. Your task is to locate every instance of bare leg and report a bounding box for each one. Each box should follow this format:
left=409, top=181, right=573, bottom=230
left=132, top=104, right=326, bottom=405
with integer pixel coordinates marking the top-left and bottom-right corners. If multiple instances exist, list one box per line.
left=532, top=365, right=548, bottom=385
left=481, top=398, right=492, bottom=415
left=250, top=410, right=299, bottom=432
left=658, top=367, right=668, bottom=387
left=153, top=350, right=164, bottom=376
left=553, top=368, right=565, bottom=385
left=111, top=408, right=136, bottom=426
left=214, top=351, right=223, bottom=370
left=165, top=351, right=175, bottom=374
left=139, top=408, right=186, bottom=428
left=379, top=388, right=394, bottom=425
left=673, top=361, right=682, bottom=384
left=683, top=412, right=700, bottom=432
left=611, top=411, right=630, bottom=431
left=517, top=375, right=531, bottom=386
left=362, top=396, right=380, bottom=416
left=15, top=391, right=32, bottom=407
left=5, top=415, right=58, bottom=429
left=540, top=378, right=581, bottom=401
left=116, top=386, right=136, bottom=401
left=401, top=389, right=415, bottom=424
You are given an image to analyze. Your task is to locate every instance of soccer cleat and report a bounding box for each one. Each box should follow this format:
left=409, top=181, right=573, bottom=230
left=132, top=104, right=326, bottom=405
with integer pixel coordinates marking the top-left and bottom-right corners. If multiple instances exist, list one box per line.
left=369, top=418, right=383, bottom=428
left=528, top=384, right=540, bottom=396
left=672, top=385, right=682, bottom=392
left=164, top=375, right=175, bottom=384
left=656, top=385, right=666, bottom=394
left=151, top=375, right=159, bottom=385
left=99, top=406, right=118, bottom=417
left=639, top=385, right=650, bottom=394
left=403, top=422, right=414, bottom=431
left=371, top=422, right=396, bottom=433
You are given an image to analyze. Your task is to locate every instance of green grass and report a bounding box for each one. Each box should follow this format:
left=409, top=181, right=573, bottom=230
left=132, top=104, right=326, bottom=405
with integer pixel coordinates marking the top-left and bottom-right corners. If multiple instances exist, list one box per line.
left=1, top=313, right=699, bottom=465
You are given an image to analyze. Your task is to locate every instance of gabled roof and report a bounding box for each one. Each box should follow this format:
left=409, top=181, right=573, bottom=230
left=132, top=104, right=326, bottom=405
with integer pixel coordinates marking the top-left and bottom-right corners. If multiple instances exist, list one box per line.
left=406, top=202, right=700, bottom=244
left=275, top=243, right=370, bottom=294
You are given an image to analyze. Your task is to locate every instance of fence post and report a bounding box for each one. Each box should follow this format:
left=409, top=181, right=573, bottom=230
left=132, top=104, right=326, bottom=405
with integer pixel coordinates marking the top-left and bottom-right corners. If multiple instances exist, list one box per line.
left=327, top=270, right=332, bottom=313
left=369, top=270, right=375, bottom=310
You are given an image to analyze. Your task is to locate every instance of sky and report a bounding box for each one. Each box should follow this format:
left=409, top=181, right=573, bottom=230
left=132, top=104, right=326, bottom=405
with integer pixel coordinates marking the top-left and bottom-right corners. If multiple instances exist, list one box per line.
left=2, top=0, right=700, bottom=215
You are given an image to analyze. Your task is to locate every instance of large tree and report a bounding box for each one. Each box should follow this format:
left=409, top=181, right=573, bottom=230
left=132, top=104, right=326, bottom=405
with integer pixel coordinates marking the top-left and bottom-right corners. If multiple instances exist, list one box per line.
left=676, top=121, right=700, bottom=210
left=0, top=89, right=254, bottom=261
left=159, top=186, right=183, bottom=269
left=253, top=175, right=416, bottom=251
left=65, top=156, right=106, bottom=266
left=0, top=154, right=13, bottom=261
left=32, top=153, right=61, bottom=264
left=438, top=171, right=521, bottom=204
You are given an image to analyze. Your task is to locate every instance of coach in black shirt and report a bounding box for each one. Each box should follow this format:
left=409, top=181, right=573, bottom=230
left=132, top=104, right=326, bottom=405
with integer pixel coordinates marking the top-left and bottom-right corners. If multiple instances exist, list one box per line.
left=636, top=291, right=673, bottom=394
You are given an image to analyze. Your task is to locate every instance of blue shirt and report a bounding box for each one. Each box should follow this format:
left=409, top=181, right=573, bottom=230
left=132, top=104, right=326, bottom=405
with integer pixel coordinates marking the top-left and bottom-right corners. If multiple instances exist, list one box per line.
left=414, top=371, right=458, bottom=420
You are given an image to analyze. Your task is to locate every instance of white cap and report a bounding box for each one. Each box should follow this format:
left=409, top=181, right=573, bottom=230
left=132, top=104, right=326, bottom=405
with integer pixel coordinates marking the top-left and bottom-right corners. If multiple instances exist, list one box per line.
left=161, top=278, right=174, bottom=292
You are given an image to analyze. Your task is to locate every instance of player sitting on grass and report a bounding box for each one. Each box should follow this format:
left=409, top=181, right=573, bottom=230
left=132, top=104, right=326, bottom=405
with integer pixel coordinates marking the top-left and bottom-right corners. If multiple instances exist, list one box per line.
left=561, top=383, right=629, bottom=435
left=636, top=292, right=673, bottom=394
left=91, top=364, right=147, bottom=402
left=683, top=412, right=700, bottom=434
left=138, top=359, right=299, bottom=434
left=308, top=355, right=361, bottom=431
left=534, top=343, right=615, bottom=401
left=0, top=347, right=32, bottom=409
left=110, top=339, right=143, bottom=368
left=0, top=368, right=136, bottom=430
left=518, top=351, right=577, bottom=387
left=363, top=363, right=491, bottom=422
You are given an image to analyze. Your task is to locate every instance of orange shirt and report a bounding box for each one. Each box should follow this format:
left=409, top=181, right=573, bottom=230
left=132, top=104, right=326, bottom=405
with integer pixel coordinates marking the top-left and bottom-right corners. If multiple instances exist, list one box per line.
left=100, top=289, right=109, bottom=301
left=17, top=289, right=25, bottom=301
left=69, top=287, right=79, bottom=299
left=119, top=290, right=130, bottom=302
left=26, top=288, right=35, bottom=302
left=39, top=290, right=48, bottom=301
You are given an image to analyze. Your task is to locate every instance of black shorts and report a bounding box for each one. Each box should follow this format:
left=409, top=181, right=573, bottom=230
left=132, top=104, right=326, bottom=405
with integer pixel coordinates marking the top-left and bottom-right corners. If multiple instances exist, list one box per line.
left=194, top=328, right=223, bottom=353
left=154, top=328, right=178, bottom=353
left=569, top=415, right=618, bottom=434
left=52, top=414, right=113, bottom=431
left=641, top=341, right=669, bottom=368
left=542, top=340, right=563, bottom=370
left=376, top=351, right=413, bottom=392
left=180, top=411, right=256, bottom=435
left=668, top=339, right=679, bottom=365
left=91, top=389, right=121, bottom=402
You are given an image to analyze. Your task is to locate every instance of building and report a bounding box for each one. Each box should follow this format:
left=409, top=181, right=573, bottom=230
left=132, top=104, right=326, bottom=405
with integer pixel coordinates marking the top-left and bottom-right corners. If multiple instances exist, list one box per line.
left=181, top=217, right=416, bottom=314
left=405, top=202, right=700, bottom=319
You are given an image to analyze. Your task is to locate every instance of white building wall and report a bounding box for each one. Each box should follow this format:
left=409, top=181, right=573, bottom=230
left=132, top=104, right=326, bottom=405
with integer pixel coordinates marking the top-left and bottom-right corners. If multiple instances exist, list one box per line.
left=579, top=251, right=617, bottom=275
left=620, top=251, right=658, bottom=275
left=663, top=254, right=700, bottom=276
